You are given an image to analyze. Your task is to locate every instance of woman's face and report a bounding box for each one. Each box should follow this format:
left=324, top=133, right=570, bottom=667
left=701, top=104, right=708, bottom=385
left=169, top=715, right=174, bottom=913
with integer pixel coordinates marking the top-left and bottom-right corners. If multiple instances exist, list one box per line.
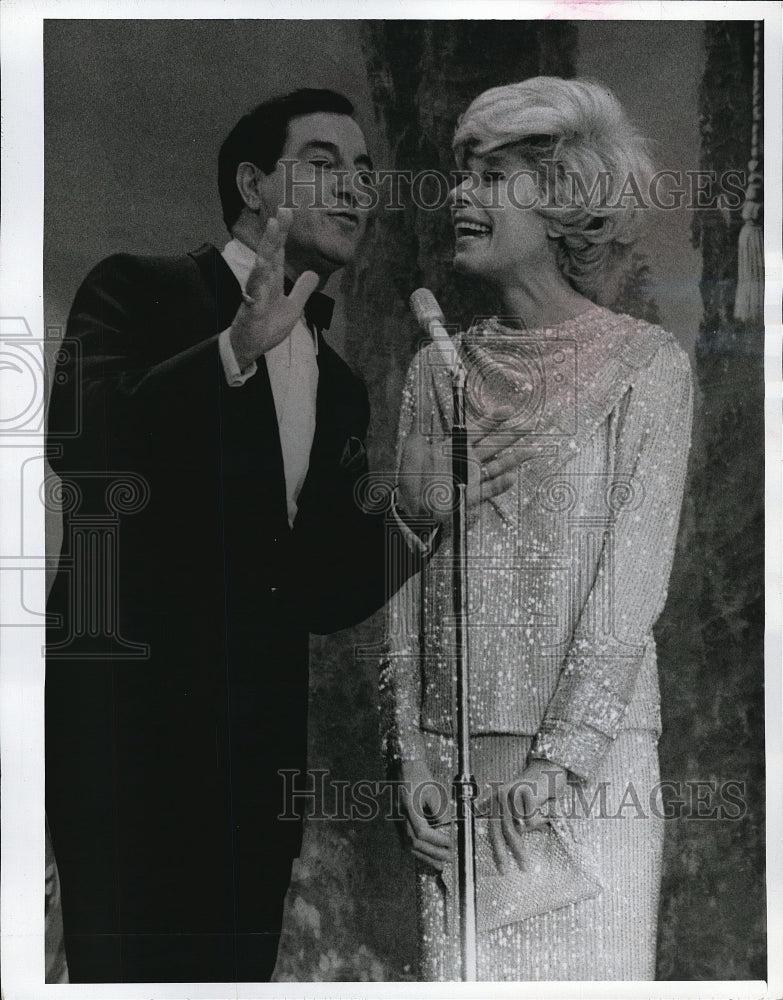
left=450, top=147, right=553, bottom=287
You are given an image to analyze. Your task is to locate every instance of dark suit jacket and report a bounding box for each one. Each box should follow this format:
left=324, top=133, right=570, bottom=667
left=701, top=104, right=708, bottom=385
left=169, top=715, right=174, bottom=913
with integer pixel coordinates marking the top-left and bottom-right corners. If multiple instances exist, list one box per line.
left=45, top=245, right=419, bottom=982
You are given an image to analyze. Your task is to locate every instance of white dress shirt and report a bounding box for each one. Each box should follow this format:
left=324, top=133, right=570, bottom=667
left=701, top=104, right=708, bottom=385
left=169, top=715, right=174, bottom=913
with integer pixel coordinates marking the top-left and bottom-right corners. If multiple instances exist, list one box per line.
left=218, top=238, right=436, bottom=556
left=218, top=238, right=318, bottom=527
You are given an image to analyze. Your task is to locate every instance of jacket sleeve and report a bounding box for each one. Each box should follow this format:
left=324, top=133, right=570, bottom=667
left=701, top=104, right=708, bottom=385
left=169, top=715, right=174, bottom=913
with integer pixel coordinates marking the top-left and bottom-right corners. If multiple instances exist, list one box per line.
left=529, top=337, right=694, bottom=780
left=378, top=352, right=434, bottom=766
left=47, top=254, right=224, bottom=479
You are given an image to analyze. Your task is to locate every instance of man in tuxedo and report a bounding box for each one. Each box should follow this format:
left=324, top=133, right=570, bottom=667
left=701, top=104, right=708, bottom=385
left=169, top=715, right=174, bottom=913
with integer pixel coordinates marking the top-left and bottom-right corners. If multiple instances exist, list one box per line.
left=45, top=88, right=518, bottom=984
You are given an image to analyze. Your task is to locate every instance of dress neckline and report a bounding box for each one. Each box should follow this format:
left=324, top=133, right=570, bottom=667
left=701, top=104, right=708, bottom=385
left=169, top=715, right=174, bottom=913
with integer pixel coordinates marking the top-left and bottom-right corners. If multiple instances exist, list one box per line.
left=471, top=304, right=608, bottom=339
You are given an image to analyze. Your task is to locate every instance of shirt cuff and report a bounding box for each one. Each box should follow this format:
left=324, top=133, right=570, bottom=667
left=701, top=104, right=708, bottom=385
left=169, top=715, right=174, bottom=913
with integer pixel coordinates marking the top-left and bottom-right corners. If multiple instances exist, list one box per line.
left=219, top=327, right=257, bottom=386
left=391, top=492, right=440, bottom=557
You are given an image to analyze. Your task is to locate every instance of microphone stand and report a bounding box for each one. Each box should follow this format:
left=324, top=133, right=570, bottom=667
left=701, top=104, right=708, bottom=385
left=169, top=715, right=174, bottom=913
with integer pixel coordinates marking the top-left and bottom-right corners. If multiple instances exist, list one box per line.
left=450, top=361, right=479, bottom=981
left=407, top=289, right=478, bottom=980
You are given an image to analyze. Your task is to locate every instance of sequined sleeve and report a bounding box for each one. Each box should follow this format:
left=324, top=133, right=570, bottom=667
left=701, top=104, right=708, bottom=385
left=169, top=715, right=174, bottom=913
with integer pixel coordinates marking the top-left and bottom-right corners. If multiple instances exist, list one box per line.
left=529, top=338, right=694, bottom=780
left=379, top=351, right=435, bottom=767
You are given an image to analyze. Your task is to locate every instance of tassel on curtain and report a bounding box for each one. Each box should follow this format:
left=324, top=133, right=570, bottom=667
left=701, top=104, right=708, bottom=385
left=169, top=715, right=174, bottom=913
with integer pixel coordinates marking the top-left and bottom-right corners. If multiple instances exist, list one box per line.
left=734, top=20, right=763, bottom=325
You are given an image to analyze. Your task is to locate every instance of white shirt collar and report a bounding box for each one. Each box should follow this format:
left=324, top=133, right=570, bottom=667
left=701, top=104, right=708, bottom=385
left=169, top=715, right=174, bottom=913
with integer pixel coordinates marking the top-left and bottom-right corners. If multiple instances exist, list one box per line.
left=221, top=237, right=257, bottom=292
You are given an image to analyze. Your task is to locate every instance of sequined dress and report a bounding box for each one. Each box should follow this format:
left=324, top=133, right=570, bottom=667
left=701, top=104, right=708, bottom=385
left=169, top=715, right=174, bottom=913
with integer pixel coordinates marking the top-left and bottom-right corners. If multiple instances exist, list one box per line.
left=380, top=306, right=693, bottom=981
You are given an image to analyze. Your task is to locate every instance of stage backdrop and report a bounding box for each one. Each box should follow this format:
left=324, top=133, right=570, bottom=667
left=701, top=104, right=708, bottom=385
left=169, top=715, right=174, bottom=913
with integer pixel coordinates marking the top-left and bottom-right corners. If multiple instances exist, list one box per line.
left=44, top=18, right=765, bottom=982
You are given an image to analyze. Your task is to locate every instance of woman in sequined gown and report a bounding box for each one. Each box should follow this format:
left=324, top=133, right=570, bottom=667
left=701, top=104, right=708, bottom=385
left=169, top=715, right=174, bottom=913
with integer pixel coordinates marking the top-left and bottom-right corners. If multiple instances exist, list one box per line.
left=381, top=78, right=693, bottom=981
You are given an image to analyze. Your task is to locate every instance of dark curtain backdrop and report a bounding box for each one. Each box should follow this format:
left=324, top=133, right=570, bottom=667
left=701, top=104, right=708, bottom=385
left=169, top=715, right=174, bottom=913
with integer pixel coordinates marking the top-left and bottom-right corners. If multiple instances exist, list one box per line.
left=43, top=19, right=765, bottom=982
left=654, top=21, right=766, bottom=979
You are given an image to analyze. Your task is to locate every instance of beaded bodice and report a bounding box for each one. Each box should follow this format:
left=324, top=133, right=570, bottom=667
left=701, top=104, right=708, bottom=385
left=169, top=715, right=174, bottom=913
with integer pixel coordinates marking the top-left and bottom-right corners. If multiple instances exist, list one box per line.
left=380, top=307, right=693, bottom=780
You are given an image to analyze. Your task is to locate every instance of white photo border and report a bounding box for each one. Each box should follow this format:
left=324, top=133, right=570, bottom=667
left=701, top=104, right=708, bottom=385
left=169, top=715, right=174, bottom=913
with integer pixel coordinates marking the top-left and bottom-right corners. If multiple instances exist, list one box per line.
left=1, top=2, right=780, bottom=998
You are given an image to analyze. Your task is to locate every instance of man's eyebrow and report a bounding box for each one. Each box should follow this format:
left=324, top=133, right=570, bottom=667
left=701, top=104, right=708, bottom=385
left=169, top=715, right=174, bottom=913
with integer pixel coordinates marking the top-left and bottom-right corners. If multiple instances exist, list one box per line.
left=296, top=141, right=374, bottom=172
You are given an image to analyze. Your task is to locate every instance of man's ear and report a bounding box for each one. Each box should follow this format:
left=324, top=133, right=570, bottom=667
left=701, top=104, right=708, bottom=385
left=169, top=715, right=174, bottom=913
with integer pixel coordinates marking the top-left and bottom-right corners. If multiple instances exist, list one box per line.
left=236, top=162, right=264, bottom=212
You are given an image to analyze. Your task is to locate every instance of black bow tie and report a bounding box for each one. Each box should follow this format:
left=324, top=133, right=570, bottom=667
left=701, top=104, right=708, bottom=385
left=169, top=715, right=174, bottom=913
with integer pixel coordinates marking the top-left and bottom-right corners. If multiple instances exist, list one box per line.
left=283, top=276, right=335, bottom=332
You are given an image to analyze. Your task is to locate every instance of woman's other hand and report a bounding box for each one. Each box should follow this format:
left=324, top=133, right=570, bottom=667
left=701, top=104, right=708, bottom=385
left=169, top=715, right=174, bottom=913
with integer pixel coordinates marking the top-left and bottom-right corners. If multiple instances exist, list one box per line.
left=396, top=759, right=453, bottom=872
left=483, top=760, right=569, bottom=871
left=397, top=420, right=523, bottom=523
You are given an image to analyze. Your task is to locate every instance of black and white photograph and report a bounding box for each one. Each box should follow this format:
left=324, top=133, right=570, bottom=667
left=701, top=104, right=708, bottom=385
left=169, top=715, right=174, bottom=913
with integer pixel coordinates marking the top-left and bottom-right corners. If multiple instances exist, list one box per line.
left=0, top=3, right=780, bottom=997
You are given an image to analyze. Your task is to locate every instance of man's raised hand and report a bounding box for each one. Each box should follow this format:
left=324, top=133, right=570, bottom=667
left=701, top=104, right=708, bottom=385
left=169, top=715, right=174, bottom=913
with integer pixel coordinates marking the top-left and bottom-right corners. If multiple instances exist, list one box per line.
left=229, top=207, right=320, bottom=370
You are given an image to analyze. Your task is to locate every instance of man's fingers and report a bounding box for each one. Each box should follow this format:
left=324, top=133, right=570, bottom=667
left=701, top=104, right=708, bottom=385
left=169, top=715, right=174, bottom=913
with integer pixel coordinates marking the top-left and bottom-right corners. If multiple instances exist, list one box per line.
left=257, top=215, right=283, bottom=258
left=259, top=208, right=293, bottom=261
left=248, top=213, right=288, bottom=284
left=246, top=223, right=282, bottom=300
left=247, top=242, right=274, bottom=285
left=285, top=270, right=320, bottom=316
left=250, top=206, right=300, bottom=277
left=275, top=205, right=293, bottom=237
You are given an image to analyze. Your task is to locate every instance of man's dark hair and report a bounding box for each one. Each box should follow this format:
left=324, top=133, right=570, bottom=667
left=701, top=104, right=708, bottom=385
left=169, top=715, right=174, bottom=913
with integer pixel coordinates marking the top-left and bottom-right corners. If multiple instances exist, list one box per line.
left=218, top=88, right=355, bottom=231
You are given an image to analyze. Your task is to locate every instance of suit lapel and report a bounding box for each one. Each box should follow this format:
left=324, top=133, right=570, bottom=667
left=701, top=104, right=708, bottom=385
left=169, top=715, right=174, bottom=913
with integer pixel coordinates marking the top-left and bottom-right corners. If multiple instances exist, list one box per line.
left=188, top=243, right=244, bottom=333
left=294, top=334, right=356, bottom=521
left=306, top=335, right=344, bottom=475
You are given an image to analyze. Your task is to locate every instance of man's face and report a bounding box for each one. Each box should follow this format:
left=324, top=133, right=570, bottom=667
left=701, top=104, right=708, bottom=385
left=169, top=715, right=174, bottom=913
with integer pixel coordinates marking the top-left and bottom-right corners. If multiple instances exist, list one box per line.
left=257, top=112, right=372, bottom=278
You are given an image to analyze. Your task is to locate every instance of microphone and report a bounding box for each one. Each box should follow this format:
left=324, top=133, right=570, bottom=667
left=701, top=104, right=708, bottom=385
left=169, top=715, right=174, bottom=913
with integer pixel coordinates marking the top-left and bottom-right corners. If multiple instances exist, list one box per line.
left=409, top=288, right=464, bottom=379
left=411, top=288, right=530, bottom=428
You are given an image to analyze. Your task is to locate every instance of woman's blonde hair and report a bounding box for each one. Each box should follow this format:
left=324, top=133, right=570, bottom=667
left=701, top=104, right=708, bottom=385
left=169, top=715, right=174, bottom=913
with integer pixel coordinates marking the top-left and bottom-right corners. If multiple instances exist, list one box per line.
left=453, top=77, right=655, bottom=301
